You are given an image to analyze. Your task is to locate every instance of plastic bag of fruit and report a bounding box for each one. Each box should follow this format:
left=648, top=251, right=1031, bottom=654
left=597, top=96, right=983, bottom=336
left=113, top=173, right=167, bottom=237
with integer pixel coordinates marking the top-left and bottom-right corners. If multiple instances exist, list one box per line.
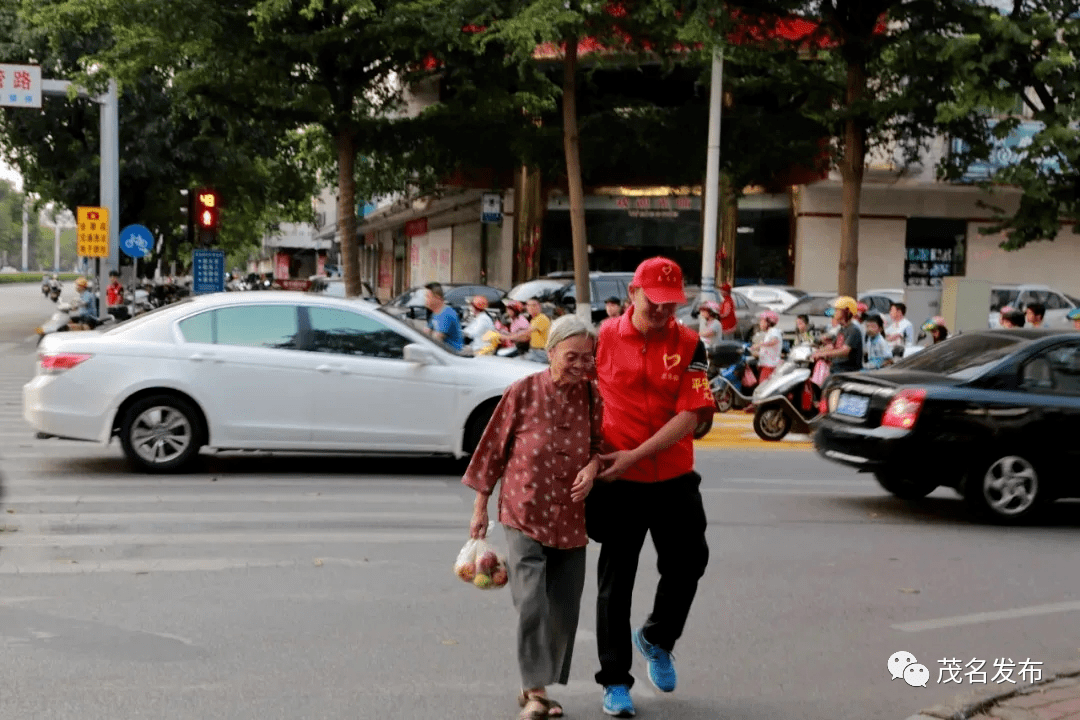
left=453, top=535, right=509, bottom=590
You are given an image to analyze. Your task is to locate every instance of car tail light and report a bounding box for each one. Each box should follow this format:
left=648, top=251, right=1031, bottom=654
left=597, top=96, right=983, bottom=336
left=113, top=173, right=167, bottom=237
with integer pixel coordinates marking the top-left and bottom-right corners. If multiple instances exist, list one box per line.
left=39, top=353, right=93, bottom=375
left=881, top=389, right=926, bottom=429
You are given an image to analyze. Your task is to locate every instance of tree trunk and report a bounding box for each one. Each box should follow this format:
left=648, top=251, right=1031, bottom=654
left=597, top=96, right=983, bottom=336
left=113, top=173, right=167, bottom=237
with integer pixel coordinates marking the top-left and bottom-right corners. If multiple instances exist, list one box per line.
left=720, top=172, right=738, bottom=284
left=838, top=59, right=867, bottom=298
left=562, top=36, right=591, bottom=323
left=337, top=127, right=360, bottom=297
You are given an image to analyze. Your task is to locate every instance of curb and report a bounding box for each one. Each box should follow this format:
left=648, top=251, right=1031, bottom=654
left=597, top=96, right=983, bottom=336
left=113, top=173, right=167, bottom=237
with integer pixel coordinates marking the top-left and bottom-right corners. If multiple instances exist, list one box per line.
left=904, top=661, right=1080, bottom=720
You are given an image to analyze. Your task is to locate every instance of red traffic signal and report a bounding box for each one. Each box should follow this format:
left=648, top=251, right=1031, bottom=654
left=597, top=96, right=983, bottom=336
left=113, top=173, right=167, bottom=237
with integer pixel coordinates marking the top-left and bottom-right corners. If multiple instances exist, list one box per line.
left=195, top=188, right=219, bottom=231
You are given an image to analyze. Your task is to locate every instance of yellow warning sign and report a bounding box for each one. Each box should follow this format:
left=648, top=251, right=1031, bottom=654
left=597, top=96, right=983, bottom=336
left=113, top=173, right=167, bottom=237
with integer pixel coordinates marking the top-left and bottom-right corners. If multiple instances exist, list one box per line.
left=77, top=206, right=110, bottom=258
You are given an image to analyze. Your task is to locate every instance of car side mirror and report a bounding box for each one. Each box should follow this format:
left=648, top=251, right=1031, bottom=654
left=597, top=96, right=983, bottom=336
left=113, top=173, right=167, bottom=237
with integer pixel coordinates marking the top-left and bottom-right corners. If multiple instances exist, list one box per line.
left=404, top=343, right=438, bottom=365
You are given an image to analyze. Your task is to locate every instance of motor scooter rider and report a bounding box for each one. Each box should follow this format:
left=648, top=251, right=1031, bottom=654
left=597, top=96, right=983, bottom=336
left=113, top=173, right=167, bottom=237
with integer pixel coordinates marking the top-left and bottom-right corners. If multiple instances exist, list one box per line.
left=922, top=316, right=949, bottom=344
left=1069, top=307, right=1080, bottom=331
left=811, top=296, right=863, bottom=373
left=70, top=277, right=100, bottom=326
left=463, top=295, right=497, bottom=354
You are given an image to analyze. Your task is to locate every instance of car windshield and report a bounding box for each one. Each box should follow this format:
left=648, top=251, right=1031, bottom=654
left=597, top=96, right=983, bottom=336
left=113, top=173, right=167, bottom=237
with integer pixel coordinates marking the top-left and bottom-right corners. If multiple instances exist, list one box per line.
left=508, top=279, right=565, bottom=301
left=787, top=288, right=808, bottom=299
left=784, top=295, right=835, bottom=316
left=891, top=333, right=1025, bottom=378
left=990, top=289, right=1020, bottom=312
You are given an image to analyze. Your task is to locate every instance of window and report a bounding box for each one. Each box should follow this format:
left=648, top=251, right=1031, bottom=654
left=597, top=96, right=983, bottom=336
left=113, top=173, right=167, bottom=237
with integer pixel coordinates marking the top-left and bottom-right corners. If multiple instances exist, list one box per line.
left=1021, top=343, right=1080, bottom=396
left=734, top=294, right=749, bottom=310
left=307, top=306, right=410, bottom=359
left=178, top=311, right=214, bottom=344
left=215, top=305, right=300, bottom=349
left=594, top=279, right=623, bottom=303
left=757, top=291, right=779, bottom=304
left=904, top=218, right=967, bottom=288
left=1044, top=293, right=1068, bottom=310
left=990, top=289, right=1019, bottom=313
left=894, top=332, right=1023, bottom=379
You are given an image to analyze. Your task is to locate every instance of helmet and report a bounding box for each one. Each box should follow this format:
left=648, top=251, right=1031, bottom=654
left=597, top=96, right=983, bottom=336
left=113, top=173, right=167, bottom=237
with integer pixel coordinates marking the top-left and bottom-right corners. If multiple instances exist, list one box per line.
left=761, top=310, right=779, bottom=325
left=856, top=301, right=869, bottom=314
left=922, top=315, right=947, bottom=332
left=75, top=277, right=89, bottom=289
left=506, top=300, right=524, bottom=313
left=1068, top=307, right=1080, bottom=321
left=831, top=296, right=858, bottom=316
left=471, top=295, right=489, bottom=311
left=701, top=301, right=721, bottom=316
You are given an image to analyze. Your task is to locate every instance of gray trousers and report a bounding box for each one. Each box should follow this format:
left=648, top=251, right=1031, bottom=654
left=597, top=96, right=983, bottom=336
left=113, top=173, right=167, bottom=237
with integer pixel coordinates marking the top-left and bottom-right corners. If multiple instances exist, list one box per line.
left=504, top=526, right=587, bottom=689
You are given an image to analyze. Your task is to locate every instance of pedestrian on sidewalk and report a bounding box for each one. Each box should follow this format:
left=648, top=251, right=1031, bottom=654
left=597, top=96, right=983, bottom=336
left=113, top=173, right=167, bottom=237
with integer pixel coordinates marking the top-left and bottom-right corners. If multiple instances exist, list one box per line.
left=718, top=283, right=738, bottom=340
left=462, top=314, right=605, bottom=720
left=587, top=256, right=715, bottom=718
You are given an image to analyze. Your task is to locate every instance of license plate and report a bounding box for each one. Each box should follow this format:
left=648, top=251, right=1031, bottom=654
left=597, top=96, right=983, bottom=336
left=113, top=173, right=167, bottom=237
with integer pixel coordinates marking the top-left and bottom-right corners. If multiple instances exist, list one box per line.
left=836, top=393, right=869, bottom=418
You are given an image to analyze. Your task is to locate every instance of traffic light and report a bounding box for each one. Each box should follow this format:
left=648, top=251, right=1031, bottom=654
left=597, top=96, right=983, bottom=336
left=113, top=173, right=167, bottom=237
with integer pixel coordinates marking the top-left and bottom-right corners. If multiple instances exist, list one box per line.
left=194, top=188, right=219, bottom=246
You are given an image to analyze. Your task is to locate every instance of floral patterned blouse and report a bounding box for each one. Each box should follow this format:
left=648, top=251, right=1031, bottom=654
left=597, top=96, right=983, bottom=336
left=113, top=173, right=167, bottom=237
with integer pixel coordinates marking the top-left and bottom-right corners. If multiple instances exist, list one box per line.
left=462, top=370, right=604, bottom=549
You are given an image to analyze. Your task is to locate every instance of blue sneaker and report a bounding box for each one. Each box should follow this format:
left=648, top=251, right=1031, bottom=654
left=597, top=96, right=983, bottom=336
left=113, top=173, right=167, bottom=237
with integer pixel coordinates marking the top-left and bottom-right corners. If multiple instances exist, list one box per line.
left=633, top=627, right=677, bottom=692
left=602, top=685, right=636, bottom=717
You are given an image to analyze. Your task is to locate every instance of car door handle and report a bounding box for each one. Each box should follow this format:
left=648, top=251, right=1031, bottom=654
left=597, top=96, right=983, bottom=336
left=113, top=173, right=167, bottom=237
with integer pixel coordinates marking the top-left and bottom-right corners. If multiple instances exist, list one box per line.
left=315, top=364, right=341, bottom=374
left=189, top=353, right=219, bottom=363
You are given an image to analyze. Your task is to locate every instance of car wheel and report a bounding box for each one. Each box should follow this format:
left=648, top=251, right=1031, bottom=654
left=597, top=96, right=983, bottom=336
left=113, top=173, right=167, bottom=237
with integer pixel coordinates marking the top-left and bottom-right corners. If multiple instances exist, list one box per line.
left=753, top=406, right=791, bottom=442
left=119, top=394, right=205, bottom=473
left=714, top=386, right=733, bottom=413
left=873, top=471, right=938, bottom=500
left=962, top=453, right=1044, bottom=524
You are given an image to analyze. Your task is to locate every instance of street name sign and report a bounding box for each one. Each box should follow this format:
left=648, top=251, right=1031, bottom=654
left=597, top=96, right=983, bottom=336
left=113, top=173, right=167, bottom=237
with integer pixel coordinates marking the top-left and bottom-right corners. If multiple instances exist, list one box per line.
left=0, top=64, right=42, bottom=108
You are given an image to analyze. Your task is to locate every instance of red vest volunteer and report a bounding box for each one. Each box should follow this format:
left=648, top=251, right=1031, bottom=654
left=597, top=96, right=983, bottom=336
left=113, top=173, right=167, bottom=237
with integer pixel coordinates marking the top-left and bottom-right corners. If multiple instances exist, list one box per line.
left=595, top=258, right=714, bottom=482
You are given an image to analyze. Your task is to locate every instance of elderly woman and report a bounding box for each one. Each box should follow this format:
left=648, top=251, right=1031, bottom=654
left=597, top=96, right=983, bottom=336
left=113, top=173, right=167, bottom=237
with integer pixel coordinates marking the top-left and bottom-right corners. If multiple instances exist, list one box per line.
left=463, top=314, right=604, bottom=720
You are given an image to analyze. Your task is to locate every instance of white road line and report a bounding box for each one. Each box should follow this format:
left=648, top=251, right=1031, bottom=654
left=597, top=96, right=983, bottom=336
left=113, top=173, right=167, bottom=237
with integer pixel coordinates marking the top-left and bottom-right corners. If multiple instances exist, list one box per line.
left=3, top=492, right=466, bottom=505
left=0, top=556, right=405, bottom=575
left=701, top=487, right=873, bottom=496
left=4, top=478, right=458, bottom=489
left=892, top=601, right=1080, bottom=632
left=9, top=510, right=466, bottom=525
left=0, top=530, right=464, bottom=547
left=724, top=477, right=875, bottom=486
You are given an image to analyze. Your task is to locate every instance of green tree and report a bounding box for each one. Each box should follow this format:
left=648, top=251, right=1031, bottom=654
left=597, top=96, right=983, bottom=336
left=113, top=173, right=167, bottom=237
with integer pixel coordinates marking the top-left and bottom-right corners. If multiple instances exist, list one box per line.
left=724, top=1, right=989, bottom=295
left=2, top=0, right=318, bottom=277
left=934, top=0, right=1080, bottom=250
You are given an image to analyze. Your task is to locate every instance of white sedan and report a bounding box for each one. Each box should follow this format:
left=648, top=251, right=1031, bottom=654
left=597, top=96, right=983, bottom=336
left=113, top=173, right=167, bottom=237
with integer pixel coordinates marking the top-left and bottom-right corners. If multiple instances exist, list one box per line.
left=24, top=292, right=544, bottom=473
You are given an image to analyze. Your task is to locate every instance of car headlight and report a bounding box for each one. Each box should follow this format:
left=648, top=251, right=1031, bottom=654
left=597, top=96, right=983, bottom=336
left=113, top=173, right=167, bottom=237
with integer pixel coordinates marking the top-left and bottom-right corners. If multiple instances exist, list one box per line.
left=827, top=387, right=842, bottom=413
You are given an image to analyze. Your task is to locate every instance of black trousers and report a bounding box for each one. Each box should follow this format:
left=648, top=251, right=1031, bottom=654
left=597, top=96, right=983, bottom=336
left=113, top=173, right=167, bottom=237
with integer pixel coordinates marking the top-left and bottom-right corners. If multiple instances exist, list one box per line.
left=587, top=471, right=709, bottom=688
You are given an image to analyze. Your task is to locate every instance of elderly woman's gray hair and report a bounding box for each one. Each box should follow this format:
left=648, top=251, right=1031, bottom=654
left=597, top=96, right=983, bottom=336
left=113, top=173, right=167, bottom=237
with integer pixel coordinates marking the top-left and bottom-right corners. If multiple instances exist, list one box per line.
left=545, top=314, right=598, bottom=351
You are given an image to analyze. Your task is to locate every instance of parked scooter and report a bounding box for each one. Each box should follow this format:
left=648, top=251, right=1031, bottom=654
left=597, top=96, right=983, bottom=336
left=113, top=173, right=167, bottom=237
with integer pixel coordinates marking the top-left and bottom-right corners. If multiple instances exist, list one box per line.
left=706, top=341, right=756, bottom=413
left=751, top=343, right=820, bottom=441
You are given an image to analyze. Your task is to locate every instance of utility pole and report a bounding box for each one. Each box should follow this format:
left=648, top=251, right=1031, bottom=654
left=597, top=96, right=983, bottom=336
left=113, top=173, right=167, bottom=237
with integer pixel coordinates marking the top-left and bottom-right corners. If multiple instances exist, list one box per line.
left=42, top=77, right=119, bottom=318
left=21, top=198, right=29, bottom=272
left=699, top=47, right=724, bottom=304
left=54, top=212, right=61, bottom=272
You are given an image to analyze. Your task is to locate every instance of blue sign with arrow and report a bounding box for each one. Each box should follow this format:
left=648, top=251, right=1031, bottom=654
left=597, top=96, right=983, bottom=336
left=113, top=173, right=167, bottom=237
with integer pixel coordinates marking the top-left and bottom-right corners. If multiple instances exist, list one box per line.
left=119, top=224, right=154, bottom=258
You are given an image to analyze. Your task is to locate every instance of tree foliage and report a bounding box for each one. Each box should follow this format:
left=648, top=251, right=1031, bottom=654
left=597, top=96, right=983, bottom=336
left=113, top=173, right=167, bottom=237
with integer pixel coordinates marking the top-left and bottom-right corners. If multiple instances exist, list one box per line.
left=934, top=0, right=1080, bottom=250
left=1, top=0, right=319, bottom=276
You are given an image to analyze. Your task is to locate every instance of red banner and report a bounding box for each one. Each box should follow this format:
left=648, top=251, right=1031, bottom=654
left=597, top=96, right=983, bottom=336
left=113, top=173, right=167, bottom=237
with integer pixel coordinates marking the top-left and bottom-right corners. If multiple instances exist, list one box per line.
left=274, top=252, right=291, bottom=280
left=405, top=217, right=428, bottom=237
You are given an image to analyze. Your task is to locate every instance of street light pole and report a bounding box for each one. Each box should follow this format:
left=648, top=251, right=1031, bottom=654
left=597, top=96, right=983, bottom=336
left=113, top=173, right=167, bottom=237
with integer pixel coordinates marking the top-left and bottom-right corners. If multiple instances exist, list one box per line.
left=700, top=47, right=724, bottom=305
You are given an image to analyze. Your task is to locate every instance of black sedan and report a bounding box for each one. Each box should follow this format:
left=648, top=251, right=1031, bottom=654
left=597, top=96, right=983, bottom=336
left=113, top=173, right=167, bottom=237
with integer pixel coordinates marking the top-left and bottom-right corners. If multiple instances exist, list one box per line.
left=813, top=329, right=1080, bottom=524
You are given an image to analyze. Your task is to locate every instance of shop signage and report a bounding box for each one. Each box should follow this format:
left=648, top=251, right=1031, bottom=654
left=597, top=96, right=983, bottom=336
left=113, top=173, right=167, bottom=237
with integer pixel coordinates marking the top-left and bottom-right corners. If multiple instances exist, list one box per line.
left=950, top=120, right=1062, bottom=182
left=482, top=193, right=502, bottom=223
left=405, top=217, right=428, bottom=237
left=614, top=195, right=694, bottom=219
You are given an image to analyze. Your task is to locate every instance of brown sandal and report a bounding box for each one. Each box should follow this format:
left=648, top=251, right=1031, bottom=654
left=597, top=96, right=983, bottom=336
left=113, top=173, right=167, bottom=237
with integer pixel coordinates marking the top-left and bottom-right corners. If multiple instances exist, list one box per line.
left=517, top=692, right=564, bottom=718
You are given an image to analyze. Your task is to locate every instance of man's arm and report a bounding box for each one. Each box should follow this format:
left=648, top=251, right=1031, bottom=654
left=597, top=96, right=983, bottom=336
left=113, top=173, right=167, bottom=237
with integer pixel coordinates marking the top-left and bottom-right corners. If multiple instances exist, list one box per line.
left=598, top=410, right=700, bottom=479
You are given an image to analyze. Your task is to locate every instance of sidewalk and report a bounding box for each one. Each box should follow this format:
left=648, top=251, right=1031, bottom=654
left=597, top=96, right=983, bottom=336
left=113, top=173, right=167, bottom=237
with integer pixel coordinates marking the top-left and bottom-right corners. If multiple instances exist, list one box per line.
left=907, top=663, right=1080, bottom=720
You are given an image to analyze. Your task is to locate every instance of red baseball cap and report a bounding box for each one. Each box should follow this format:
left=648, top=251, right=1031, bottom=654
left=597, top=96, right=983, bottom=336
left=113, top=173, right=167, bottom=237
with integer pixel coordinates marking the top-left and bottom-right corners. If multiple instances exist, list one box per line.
left=631, top=256, right=686, bottom=305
